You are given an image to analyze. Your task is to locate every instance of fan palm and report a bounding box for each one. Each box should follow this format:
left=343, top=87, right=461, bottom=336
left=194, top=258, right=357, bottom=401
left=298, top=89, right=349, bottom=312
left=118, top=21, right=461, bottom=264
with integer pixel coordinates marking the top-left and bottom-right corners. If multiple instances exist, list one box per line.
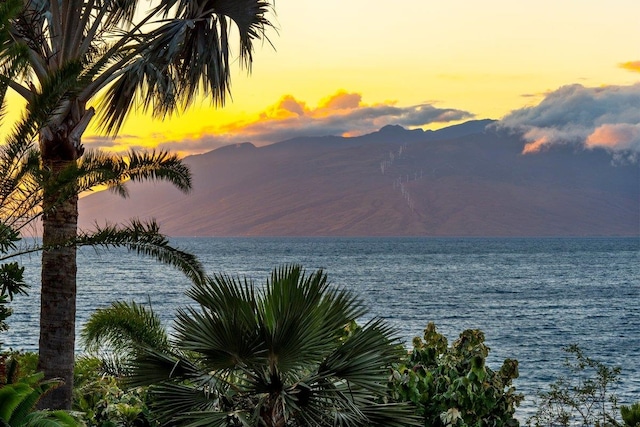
left=82, top=265, right=421, bottom=427
left=0, top=0, right=273, bottom=409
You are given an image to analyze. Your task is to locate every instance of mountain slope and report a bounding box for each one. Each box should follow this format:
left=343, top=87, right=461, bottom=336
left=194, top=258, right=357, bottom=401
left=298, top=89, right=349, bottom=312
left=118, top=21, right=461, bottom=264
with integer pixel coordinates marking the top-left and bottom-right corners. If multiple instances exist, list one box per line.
left=79, top=121, right=639, bottom=236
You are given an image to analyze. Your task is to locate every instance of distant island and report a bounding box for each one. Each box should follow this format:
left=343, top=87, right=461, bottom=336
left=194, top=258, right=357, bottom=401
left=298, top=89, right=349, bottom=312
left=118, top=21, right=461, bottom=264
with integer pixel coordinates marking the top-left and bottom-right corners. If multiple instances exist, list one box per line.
left=80, top=120, right=639, bottom=237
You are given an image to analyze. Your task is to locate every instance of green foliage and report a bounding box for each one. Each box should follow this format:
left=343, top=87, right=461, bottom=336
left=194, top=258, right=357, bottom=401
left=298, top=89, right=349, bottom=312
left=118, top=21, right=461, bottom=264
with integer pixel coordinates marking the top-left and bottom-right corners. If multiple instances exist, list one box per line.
left=526, top=345, right=621, bottom=427
left=621, top=402, right=640, bottom=427
left=0, top=260, right=28, bottom=342
left=0, top=371, right=78, bottom=427
left=0, top=354, right=79, bottom=426
left=388, top=322, right=523, bottom=427
left=74, top=220, right=205, bottom=286
left=0, top=225, right=20, bottom=253
left=73, top=357, right=153, bottom=427
left=81, top=301, right=169, bottom=377
left=0, top=352, right=38, bottom=385
left=0, top=263, right=27, bottom=300
left=82, top=265, right=420, bottom=427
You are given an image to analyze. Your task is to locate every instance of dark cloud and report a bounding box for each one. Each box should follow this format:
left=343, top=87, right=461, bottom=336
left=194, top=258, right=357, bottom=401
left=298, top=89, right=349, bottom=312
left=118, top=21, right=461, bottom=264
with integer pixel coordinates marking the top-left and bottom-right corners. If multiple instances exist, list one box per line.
left=497, top=83, right=640, bottom=158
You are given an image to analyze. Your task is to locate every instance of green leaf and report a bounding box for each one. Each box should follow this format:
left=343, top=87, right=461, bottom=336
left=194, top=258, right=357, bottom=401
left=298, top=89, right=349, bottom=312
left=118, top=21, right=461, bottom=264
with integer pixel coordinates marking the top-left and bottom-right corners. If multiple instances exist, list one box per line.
left=0, top=262, right=28, bottom=300
left=81, top=300, right=169, bottom=355
left=0, top=383, right=33, bottom=422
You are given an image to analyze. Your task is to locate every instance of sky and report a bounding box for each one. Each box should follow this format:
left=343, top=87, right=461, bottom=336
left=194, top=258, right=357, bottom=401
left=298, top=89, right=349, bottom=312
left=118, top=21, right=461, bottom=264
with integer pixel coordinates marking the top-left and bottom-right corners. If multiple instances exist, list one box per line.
left=6, top=0, right=640, bottom=158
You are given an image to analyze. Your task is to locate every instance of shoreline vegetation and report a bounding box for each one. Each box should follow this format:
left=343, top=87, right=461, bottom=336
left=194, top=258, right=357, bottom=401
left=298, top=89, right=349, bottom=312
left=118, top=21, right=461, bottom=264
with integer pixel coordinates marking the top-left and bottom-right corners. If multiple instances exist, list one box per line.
left=2, top=265, right=638, bottom=427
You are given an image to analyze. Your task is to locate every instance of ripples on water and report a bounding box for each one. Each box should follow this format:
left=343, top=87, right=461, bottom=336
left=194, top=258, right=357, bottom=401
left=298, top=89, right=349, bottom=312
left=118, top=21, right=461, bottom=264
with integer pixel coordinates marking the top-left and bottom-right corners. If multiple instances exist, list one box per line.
left=5, top=237, right=640, bottom=418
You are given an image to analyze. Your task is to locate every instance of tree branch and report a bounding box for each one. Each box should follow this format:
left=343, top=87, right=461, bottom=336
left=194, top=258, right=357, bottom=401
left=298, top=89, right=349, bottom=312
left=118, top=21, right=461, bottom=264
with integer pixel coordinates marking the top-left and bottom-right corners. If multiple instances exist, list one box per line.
left=48, top=0, right=63, bottom=63
left=7, top=79, right=33, bottom=102
left=22, top=46, right=48, bottom=84
left=69, top=0, right=95, bottom=61
left=60, top=0, right=83, bottom=62
left=69, top=106, right=95, bottom=141
left=78, top=48, right=139, bottom=103
left=77, top=3, right=108, bottom=59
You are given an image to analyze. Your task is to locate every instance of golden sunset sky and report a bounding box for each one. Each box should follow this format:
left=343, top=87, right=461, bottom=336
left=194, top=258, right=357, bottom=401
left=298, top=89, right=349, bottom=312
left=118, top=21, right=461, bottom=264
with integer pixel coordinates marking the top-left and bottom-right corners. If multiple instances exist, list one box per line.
left=7, top=0, right=640, bottom=156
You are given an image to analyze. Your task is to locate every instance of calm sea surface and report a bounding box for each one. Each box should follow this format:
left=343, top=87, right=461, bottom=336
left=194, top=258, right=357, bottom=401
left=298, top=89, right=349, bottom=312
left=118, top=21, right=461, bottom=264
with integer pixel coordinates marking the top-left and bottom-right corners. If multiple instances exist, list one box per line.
left=4, top=237, right=640, bottom=417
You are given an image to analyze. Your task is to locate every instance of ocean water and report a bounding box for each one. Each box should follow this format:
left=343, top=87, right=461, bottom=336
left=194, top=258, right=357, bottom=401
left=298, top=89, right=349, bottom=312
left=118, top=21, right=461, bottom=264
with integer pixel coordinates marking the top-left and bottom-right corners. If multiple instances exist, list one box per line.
left=4, top=237, right=640, bottom=418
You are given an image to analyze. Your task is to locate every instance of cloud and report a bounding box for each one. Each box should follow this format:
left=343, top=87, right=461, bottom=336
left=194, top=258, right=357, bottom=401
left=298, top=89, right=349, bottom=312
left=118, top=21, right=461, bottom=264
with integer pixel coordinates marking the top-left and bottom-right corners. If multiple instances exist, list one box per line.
left=157, top=134, right=247, bottom=154
left=319, top=91, right=362, bottom=110
left=83, top=135, right=134, bottom=148
left=155, top=91, right=474, bottom=153
left=620, top=61, right=640, bottom=73
left=586, top=123, right=640, bottom=151
left=497, top=83, right=640, bottom=158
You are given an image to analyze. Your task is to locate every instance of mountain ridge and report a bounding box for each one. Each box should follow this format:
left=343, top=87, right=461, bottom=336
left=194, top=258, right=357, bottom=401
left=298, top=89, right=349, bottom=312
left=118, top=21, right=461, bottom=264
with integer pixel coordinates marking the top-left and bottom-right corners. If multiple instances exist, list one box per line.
left=79, top=121, right=639, bottom=237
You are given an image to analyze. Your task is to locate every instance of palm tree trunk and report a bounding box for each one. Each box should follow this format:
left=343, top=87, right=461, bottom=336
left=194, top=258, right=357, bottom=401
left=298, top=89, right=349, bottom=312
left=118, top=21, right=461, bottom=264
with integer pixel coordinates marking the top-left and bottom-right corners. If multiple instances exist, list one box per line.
left=36, top=158, right=79, bottom=410
left=261, top=394, right=286, bottom=427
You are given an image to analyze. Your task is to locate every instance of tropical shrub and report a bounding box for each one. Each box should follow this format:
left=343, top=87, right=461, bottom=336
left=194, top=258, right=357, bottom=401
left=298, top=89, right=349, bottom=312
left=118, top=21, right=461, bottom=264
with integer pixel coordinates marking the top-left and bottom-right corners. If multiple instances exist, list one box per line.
left=0, top=262, right=27, bottom=334
left=0, top=369, right=77, bottom=427
left=526, top=345, right=621, bottom=427
left=0, top=354, right=153, bottom=427
left=73, top=356, right=154, bottom=427
left=0, top=351, right=38, bottom=385
left=0, top=225, right=29, bottom=348
left=388, top=322, right=523, bottom=426
left=621, top=402, right=640, bottom=427
left=82, top=265, right=421, bottom=427
left=81, top=301, right=171, bottom=379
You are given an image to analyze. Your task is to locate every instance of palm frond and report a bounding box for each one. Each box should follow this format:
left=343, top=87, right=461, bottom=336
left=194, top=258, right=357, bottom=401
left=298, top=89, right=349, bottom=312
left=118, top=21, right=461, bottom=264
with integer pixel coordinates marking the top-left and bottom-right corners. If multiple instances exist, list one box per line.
left=71, top=150, right=128, bottom=197
left=180, top=273, right=262, bottom=370
left=96, top=0, right=274, bottom=135
left=128, top=348, right=199, bottom=386
left=125, top=150, right=191, bottom=192
left=0, top=0, right=30, bottom=116
left=318, top=319, right=402, bottom=391
left=0, top=375, right=70, bottom=427
left=259, top=265, right=366, bottom=373
left=73, top=219, right=206, bottom=285
left=179, top=409, right=250, bottom=427
left=35, top=149, right=191, bottom=223
left=99, top=0, right=143, bottom=30
left=145, top=382, right=224, bottom=425
left=0, top=144, right=42, bottom=232
left=291, top=384, right=368, bottom=427
left=81, top=300, right=170, bottom=355
left=20, top=409, right=78, bottom=427
left=204, top=0, right=275, bottom=68
left=95, top=55, right=173, bottom=135
left=71, top=149, right=191, bottom=196
left=156, top=0, right=274, bottom=66
left=174, top=297, right=263, bottom=370
left=358, top=403, right=422, bottom=427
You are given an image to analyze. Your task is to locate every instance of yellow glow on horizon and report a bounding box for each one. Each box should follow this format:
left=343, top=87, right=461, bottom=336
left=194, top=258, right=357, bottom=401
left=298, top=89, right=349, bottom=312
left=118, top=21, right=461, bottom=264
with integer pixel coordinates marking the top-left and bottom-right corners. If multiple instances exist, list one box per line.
left=2, top=0, right=639, bottom=155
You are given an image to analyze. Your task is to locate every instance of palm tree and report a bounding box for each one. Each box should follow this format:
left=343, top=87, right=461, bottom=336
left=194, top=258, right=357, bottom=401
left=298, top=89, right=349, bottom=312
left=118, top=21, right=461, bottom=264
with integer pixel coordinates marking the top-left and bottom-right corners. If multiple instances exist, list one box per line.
left=82, top=265, right=421, bottom=427
left=0, top=87, right=207, bottom=409
left=0, top=0, right=274, bottom=409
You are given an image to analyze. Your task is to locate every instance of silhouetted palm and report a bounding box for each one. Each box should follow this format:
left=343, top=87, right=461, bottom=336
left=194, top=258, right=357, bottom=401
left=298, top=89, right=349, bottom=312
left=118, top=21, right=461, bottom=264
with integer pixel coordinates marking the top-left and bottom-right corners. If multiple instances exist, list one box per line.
left=83, top=265, right=421, bottom=427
